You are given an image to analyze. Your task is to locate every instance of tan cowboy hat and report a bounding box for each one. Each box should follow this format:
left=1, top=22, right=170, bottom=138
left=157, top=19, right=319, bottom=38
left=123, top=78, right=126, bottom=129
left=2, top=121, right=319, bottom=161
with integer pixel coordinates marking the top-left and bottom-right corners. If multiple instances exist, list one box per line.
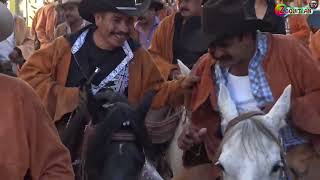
left=61, top=0, right=81, bottom=5
left=0, top=2, right=13, bottom=41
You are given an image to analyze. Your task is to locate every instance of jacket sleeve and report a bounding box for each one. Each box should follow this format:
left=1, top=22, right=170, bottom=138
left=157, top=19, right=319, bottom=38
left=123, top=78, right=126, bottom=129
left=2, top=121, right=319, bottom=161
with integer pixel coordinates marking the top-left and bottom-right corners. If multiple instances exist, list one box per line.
left=148, top=15, right=175, bottom=63
left=288, top=15, right=310, bottom=43
left=148, top=19, right=167, bottom=57
left=137, top=48, right=185, bottom=108
left=35, top=5, right=56, bottom=47
left=35, top=6, right=51, bottom=45
left=22, top=81, right=74, bottom=180
left=19, top=37, right=79, bottom=122
left=286, top=38, right=320, bottom=151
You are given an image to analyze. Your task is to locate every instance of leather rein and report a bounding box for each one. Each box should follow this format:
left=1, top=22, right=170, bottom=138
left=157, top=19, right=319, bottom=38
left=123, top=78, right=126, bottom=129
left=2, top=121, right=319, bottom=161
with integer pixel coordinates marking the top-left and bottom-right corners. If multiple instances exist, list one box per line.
left=214, top=111, right=290, bottom=180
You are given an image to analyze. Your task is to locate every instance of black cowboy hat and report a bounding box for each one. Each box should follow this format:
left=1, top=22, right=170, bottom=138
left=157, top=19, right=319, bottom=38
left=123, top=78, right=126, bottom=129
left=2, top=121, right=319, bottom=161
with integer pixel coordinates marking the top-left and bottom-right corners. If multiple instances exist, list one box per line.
left=149, top=0, right=164, bottom=11
left=183, top=0, right=270, bottom=52
left=79, top=0, right=152, bottom=23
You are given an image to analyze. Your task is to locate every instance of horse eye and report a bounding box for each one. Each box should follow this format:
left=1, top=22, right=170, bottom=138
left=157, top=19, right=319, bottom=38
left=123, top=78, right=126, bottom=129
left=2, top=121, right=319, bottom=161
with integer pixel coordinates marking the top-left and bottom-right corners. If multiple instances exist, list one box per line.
left=271, top=162, right=283, bottom=174
left=215, top=161, right=225, bottom=171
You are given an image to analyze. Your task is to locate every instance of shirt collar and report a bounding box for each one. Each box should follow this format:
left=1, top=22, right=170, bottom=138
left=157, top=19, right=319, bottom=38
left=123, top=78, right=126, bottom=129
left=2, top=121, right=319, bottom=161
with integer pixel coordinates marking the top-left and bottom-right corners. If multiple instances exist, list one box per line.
left=249, top=31, right=268, bottom=69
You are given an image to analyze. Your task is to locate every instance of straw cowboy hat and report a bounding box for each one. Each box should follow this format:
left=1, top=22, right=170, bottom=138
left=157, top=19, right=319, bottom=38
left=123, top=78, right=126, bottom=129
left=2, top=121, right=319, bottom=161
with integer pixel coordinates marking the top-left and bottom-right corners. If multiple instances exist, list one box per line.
left=0, top=2, right=14, bottom=41
left=60, top=0, right=81, bottom=6
left=79, top=0, right=151, bottom=23
left=183, top=0, right=269, bottom=51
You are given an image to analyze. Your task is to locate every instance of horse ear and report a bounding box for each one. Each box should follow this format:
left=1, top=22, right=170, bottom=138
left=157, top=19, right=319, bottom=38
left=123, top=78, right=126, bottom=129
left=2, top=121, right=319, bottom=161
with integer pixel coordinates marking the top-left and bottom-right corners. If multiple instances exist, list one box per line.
left=177, top=59, right=191, bottom=76
left=217, top=84, right=239, bottom=133
left=264, top=85, right=292, bottom=131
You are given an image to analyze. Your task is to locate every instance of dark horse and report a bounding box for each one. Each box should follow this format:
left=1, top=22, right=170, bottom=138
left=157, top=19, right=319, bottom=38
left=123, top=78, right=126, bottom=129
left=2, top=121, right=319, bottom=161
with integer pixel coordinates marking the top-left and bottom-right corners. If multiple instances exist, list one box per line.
left=61, top=86, right=157, bottom=180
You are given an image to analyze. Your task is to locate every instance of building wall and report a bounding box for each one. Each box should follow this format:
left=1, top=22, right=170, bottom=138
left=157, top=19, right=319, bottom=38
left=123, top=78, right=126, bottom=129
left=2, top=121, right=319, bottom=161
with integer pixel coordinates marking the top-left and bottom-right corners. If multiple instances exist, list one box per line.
left=8, top=0, right=44, bottom=27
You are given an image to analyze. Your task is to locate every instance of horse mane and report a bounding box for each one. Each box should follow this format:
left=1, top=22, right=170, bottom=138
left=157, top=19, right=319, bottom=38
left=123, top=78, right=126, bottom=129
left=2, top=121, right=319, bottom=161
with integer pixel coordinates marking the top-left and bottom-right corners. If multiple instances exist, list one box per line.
left=220, top=117, right=280, bottom=160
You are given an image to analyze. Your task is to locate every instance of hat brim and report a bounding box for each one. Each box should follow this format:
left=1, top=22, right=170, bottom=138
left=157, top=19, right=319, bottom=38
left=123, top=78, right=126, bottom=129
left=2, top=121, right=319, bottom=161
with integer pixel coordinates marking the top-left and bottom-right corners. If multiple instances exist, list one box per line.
left=79, top=0, right=151, bottom=23
left=150, top=1, right=164, bottom=11
left=59, top=1, right=81, bottom=7
left=183, top=19, right=269, bottom=52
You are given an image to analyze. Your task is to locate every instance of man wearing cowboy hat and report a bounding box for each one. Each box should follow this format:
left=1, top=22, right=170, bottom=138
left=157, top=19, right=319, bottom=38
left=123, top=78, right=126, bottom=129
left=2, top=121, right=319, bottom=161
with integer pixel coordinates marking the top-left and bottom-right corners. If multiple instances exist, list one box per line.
left=0, top=2, right=74, bottom=179
left=134, top=0, right=164, bottom=48
left=54, top=0, right=90, bottom=38
left=19, top=0, right=198, bottom=136
left=177, top=0, right=320, bottom=178
left=148, top=0, right=208, bottom=80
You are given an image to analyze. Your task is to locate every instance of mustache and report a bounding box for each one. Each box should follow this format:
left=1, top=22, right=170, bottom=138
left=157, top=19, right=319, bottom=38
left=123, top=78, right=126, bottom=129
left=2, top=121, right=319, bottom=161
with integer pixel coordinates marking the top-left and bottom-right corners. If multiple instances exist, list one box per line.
left=137, top=16, right=145, bottom=21
left=180, top=8, right=190, bottom=12
left=216, top=56, right=232, bottom=61
left=110, top=32, right=130, bottom=37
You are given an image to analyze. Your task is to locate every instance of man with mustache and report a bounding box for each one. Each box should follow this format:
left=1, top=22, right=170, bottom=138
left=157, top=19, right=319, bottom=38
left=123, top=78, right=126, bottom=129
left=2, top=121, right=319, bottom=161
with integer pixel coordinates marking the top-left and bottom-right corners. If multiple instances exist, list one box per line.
left=54, top=0, right=90, bottom=38
left=134, top=0, right=164, bottom=48
left=19, top=0, right=198, bottom=137
left=177, top=0, right=320, bottom=178
left=149, top=0, right=207, bottom=79
left=0, top=2, right=74, bottom=179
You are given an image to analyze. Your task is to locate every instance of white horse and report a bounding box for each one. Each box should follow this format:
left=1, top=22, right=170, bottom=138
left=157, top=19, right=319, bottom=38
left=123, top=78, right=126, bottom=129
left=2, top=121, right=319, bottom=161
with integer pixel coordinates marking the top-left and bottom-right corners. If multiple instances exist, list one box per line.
left=166, top=61, right=214, bottom=180
left=215, top=84, right=291, bottom=180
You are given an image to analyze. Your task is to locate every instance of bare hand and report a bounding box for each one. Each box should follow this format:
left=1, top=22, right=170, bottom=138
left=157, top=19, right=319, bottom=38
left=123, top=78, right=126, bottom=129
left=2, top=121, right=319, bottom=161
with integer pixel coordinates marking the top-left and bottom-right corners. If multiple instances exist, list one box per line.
left=178, top=125, right=207, bottom=151
left=180, top=75, right=200, bottom=90
left=169, top=69, right=181, bottom=80
left=9, top=48, right=24, bottom=65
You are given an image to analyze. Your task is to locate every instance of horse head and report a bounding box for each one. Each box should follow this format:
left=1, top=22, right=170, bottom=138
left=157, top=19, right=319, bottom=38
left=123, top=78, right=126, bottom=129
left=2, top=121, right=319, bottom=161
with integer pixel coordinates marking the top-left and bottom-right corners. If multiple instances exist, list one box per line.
left=85, top=89, right=156, bottom=180
left=216, top=84, right=292, bottom=180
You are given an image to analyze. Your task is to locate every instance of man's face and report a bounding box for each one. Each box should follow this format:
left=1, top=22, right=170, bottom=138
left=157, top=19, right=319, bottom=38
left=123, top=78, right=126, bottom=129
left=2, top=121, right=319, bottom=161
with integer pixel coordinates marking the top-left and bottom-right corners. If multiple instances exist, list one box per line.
left=95, top=12, right=133, bottom=49
left=137, top=9, right=156, bottom=24
left=209, top=34, right=251, bottom=68
left=63, top=3, right=81, bottom=24
left=178, top=0, right=202, bottom=17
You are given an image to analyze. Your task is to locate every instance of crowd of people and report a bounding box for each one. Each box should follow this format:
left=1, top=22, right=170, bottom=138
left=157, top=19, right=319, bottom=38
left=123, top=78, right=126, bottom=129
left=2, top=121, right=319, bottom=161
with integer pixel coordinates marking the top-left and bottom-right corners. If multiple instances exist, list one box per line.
left=0, top=0, right=320, bottom=179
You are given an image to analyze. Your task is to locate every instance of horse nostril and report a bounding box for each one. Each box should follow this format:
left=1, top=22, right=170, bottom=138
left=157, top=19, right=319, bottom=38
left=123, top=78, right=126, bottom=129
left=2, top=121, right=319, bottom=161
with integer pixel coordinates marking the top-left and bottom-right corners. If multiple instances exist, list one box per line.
left=215, top=161, right=225, bottom=172
left=271, top=162, right=284, bottom=174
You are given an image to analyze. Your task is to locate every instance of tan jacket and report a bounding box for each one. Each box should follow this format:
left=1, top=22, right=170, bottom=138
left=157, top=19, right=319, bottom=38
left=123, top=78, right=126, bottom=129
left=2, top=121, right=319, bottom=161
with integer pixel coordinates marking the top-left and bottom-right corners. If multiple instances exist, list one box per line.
left=148, top=13, right=178, bottom=79
left=0, top=74, right=74, bottom=180
left=188, top=33, right=320, bottom=161
left=288, top=15, right=310, bottom=45
left=19, top=37, right=185, bottom=122
left=33, top=4, right=57, bottom=47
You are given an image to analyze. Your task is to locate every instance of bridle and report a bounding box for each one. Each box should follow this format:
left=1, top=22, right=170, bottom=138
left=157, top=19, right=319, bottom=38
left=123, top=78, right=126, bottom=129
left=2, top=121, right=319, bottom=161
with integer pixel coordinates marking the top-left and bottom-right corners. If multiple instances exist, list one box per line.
left=214, top=111, right=290, bottom=180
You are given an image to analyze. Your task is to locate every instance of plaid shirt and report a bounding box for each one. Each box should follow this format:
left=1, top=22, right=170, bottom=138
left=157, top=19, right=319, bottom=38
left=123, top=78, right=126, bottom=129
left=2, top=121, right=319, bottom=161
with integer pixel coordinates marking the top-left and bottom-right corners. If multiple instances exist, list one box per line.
left=215, top=32, right=307, bottom=150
